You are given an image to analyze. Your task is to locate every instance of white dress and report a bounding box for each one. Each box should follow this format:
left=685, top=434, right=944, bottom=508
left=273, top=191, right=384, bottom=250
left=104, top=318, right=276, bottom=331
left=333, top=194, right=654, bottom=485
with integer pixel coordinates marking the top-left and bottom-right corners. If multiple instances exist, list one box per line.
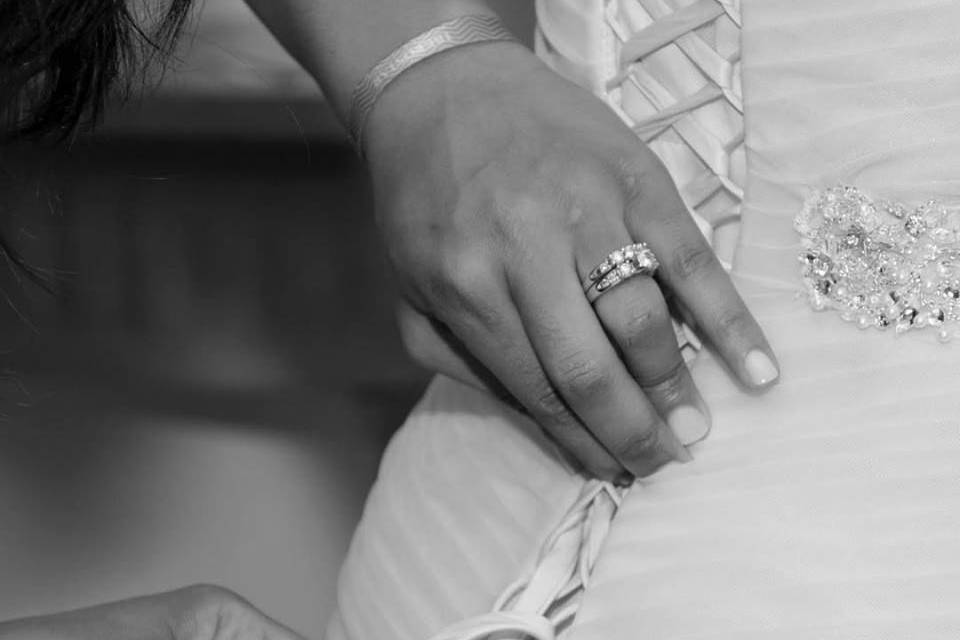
left=327, top=1, right=960, bottom=638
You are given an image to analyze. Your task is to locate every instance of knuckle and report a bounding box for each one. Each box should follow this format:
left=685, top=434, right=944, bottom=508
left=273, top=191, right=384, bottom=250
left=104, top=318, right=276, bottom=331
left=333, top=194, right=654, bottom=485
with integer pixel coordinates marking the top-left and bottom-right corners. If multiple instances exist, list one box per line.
left=670, top=241, right=718, bottom=281
left=612, top=149, right=661, bottom=195
left=537, top=152, right=596, bottom=186
left=621, top=303, right=670, bottom=343
left=614, top=157, right=648, bottom=204
left=559, top=159, right=607, bottom=191
left=639, top=359, right=687, bottom=404
left=612, top=146, right=654, bottom=176
left=488, top=196, right=548, bottom=257
left=531, top=383, right=574, bottom=424
left=612, top=426, right=663, bottom=465
left=555, top=353, right=611, bottom=403
left=385, top=220, right=439, bottom=272
left=492, top=188, right=542, bottom=228
left=535, top=157, right=613, bottom=228
left=716, top=307, right=752, bottom=340
left=446, top=250, right=494, bottom=295
left=413, top=262, right=453, bottom=305
left=613, top=150, right=689, bottom=231
left=169, top=584, right=244, bottom=640
left=551, top=163, right=620, bottom=228
left=429, top=254, right=501, bottom=328
left=556, top=191, right=590, bottom=231
left=180, top=583, right=238, bottom=608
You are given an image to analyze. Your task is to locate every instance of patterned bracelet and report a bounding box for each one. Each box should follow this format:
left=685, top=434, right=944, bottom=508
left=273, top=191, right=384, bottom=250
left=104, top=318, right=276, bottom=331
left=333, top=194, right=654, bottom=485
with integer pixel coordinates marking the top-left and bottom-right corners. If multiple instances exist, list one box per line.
left=346, top=14, right=517, bottom=152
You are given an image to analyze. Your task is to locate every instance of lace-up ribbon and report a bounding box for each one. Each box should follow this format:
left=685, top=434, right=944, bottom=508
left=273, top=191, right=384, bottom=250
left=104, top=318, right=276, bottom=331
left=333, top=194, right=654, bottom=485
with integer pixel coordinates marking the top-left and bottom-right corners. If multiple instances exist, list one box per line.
left=602, top=0, right=744, bottom=243
left=428, top=2, right=743, bottom=637
left=427, top=481, right=624, bottom=640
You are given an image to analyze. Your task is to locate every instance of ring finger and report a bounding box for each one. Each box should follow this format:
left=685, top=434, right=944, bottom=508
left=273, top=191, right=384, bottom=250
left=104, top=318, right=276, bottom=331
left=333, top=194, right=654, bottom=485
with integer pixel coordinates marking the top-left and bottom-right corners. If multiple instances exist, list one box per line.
left=433, top=291, right=630, bottom=481
left=508, top=234, right=692, bottom=478
left=577, top=229, right=710, bottom=446
left=591, top=272, right=711, bottom=445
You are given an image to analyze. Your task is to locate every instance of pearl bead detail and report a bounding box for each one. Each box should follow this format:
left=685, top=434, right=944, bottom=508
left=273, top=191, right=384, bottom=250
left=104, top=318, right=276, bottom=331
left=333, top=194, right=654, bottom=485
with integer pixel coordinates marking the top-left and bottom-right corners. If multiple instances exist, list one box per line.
left=797, top=186, right=960, bottom=342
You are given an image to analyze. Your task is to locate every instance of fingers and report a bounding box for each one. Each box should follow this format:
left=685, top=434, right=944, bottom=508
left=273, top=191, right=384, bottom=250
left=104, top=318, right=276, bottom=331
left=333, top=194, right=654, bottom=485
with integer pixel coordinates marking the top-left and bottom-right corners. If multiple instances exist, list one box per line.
left=574, top=219, right=710, bottom=446
left=397, top=299, right=536, bottom=416
left=172, top=585, right=308, bottom=640
left=432, top=284, right=629, bottom=481
left=0, top=585, right=308, bottom=640
left=591, top=275, right=711, bottom=445
left=621, top=154, right=780, bottom=389
left=237, top=604, right=307, bottom=640
left=507, top=245, right=692, bottom=478
left=397, top=298, right=490, bottom=392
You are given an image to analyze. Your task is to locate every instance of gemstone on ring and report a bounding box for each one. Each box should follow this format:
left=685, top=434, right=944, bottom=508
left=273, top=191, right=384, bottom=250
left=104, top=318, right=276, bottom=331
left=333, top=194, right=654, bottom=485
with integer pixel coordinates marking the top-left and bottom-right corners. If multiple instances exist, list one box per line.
left=585, top=242, right=656, bottom=287
left=584, top=242, right=660, bottom=303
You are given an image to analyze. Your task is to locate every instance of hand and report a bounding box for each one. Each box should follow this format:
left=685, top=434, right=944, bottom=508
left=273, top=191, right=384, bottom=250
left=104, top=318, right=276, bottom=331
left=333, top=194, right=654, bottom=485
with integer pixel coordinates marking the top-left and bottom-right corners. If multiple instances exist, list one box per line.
left=0, top=585, right=306, bottom=640
left=365, top=41, right=779, bottom=481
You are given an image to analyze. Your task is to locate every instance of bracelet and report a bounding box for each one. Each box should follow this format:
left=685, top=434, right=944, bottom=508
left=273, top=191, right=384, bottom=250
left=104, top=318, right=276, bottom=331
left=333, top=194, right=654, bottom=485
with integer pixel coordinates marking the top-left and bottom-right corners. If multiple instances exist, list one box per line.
left=347, top=14, right=517, bottom=151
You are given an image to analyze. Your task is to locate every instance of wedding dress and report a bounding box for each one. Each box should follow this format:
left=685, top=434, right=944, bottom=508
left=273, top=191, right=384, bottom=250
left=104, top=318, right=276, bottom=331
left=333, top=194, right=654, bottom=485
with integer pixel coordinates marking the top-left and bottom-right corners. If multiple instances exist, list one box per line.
left=326, top=1, right=960, bottom=638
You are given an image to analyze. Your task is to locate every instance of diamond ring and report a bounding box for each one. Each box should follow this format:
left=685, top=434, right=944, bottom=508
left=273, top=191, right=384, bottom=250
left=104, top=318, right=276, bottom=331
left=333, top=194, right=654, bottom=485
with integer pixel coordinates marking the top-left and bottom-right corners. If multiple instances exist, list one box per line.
left=583, top=242, right=660, bottom=304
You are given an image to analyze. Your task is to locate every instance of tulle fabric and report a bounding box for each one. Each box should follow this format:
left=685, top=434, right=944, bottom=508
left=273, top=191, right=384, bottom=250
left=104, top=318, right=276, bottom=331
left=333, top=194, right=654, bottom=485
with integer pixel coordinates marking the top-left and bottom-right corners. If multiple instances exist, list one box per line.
left=327, top=1, right=960, bottom=638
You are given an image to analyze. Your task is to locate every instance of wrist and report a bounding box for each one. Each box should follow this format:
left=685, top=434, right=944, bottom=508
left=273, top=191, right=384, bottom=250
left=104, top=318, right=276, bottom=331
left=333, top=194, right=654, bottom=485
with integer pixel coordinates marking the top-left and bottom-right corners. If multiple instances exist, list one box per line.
left=348, top=14, right=523, bottom=152
left=362, top=39, right=536, bottom=162
left=246, top=0, right=500, bottom=126
left=317, top=2, right=503, bottom=124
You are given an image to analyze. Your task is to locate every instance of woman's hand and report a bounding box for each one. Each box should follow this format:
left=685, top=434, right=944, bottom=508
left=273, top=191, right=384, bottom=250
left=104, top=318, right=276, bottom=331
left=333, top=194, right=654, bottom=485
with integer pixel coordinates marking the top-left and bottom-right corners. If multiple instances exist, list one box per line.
left=366, top=42, right=779, bottom=481
left=0, top=585, right=305, bottom=640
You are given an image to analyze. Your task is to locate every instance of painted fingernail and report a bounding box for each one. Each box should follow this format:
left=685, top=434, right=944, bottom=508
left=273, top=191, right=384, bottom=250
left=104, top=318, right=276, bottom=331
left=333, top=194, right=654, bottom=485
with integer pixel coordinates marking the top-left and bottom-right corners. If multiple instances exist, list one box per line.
left=745, top=349, right=779, bottom=387
left=614, top=471, right=635, bottom=487
left=668, top=406, right=711, bottom=446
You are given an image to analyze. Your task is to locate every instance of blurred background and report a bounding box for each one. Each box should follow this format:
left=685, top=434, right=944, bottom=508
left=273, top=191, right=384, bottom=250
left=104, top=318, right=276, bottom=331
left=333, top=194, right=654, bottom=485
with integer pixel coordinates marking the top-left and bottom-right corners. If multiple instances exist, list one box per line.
left=0, top=1, right=533, bottom=637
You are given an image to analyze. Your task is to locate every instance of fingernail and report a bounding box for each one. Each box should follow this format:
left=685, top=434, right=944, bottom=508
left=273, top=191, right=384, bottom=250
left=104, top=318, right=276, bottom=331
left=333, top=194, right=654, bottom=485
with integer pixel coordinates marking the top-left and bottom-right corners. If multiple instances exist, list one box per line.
left=614, top=471, right=635, bottom=487
left=668, top=406, right=711, bottom=446
left=745, top=349, right=779, bottom=387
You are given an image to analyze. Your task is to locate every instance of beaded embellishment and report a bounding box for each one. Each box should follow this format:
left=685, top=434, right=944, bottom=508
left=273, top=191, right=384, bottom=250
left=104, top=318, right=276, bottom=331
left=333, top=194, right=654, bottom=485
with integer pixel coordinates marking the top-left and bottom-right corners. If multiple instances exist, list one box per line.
left=796, top=186, right=960, bottom=342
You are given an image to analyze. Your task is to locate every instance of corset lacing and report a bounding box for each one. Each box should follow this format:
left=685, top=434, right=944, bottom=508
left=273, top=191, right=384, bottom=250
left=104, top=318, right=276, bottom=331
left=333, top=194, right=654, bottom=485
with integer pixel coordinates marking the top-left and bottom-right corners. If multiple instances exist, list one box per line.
left=426, top=481, right=622, bottom=640
left=427, top=2, right=744, bottom=638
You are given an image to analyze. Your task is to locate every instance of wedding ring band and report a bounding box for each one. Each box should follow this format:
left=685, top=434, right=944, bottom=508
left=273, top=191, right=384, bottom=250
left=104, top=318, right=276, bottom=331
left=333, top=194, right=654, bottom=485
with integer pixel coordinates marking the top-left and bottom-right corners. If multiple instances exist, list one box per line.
left=583, top=242, right=659, bottom=304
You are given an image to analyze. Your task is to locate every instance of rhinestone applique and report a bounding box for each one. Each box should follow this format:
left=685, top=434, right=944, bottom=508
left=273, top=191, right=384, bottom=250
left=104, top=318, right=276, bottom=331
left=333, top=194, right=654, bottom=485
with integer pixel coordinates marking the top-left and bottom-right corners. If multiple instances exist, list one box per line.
left=796, top=186, right=960, bottom=341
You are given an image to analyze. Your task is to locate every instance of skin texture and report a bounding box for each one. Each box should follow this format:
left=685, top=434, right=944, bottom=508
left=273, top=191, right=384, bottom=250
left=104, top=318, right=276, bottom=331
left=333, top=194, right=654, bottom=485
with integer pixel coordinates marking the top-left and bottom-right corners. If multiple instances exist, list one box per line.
left=4, top=0, right=781, bottom=486
left=245, top=0, right=780, bottom=480
left=0, top=586, right=306, bottom=640
left=362, top=41, right=779, bottom=480
left=0, top=1, right=781, bottom=635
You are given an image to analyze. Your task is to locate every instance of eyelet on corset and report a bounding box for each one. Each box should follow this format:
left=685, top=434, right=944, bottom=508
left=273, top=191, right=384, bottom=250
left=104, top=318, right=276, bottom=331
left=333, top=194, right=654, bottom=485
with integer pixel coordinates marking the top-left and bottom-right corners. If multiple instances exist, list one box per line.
left=796, top=186, right=960, bottom=342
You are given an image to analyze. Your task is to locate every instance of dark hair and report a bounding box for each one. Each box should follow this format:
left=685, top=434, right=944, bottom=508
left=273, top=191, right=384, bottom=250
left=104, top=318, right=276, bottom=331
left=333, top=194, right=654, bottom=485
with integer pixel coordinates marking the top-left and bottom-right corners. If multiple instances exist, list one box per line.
left=1, top=0, right=194, bottom=141
left=1, top=1, right=194, bottom=296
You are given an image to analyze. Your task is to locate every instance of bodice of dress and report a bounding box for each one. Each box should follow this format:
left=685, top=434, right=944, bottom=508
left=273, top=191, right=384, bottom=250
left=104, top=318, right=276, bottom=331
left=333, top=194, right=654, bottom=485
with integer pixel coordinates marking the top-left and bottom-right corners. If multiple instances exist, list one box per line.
left=737, top=0, right=960, bottom=294
left=536, top=0, right=745, bottom=265
left=544, top=1, right=960, bottom=638
left=326, top=3, right=960, bottom=640
left=537, top=0, right=960, bottom=293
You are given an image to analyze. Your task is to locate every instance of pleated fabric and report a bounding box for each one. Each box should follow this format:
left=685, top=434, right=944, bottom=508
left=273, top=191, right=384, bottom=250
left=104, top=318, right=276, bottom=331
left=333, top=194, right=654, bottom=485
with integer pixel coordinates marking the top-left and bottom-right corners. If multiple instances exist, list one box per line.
left=326, top=378, right=583, bottom=640
left=569, top=0, right=960, bottom=637
left=535, top=0, right=745, bottom=262
left=328, top=1, right=960, bottom=638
